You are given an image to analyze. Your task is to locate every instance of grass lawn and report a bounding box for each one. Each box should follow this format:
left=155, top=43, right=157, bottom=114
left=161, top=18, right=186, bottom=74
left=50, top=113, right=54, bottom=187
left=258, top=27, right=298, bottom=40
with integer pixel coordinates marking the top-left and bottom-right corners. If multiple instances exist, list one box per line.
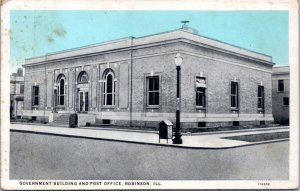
left=223, top=131, right=289, bottom=142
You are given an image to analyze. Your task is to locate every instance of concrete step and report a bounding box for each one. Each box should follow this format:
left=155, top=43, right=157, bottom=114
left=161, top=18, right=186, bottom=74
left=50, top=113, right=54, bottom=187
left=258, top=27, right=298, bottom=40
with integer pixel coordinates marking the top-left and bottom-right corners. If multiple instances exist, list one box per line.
left=53, top=120, right=69, bottom=123
left=54, top=119, right=70, bottom=122
left=55, top=116, right=69, bottom=118
left=50, top=124, right=69, bottom=127
left=53, top=115, right=71, bottom=122
left=56, top=115, right=71, bottom=117
left=52, top=114, right=73, bottom=127
left=53, top=121, right=69, bottom=124
left=92, top=123, right=115, bottom=127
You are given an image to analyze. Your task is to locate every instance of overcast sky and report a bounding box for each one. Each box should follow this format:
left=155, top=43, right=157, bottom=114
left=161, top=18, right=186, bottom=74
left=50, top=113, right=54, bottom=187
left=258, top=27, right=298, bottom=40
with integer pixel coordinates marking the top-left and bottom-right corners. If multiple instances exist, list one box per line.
left=10, top=10, right=288, bottom=73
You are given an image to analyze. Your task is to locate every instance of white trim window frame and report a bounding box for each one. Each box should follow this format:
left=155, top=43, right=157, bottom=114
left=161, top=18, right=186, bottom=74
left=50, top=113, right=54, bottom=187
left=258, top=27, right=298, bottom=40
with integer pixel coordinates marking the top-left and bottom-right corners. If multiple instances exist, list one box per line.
left=195, top=76, right=206, bottom=108
left=230, top=81, right=239, bottom=110
left=283, top=97, right=289, bottom=106
left=278, top=79, right=284, bottom=92
left=103, top=71, right=116, bottom=106
left=257, top=85, right=264, bottom=111
left=57, top=76, right=65, bottom=106
left=78, top=72, right=89, bottom=84
left=32, top=85, right=39, bottom=107
left=147, top=76, right=160, bottom=107
left=20, top=84, right=24, bottom=94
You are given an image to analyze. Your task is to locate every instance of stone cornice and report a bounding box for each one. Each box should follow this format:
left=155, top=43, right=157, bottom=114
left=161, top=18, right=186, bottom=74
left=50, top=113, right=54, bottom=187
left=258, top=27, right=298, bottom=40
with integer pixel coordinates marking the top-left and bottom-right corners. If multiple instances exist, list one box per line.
left=24, top=29, right=273, bottom=67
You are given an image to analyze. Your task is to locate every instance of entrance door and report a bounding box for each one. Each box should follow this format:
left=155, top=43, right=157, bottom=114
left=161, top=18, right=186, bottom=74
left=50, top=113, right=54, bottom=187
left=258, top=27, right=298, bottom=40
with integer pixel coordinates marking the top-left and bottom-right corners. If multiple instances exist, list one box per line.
left=79, top=91, right=89, bottom=112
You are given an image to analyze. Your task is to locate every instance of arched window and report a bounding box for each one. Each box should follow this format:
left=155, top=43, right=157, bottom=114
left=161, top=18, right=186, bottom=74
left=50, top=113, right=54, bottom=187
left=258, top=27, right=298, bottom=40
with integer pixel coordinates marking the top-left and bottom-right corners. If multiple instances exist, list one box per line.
left=57, top=74, right=65, bottom=106
left=78, top=71, right=89, bottom=84
left=103, top=69, right=116, bottom=106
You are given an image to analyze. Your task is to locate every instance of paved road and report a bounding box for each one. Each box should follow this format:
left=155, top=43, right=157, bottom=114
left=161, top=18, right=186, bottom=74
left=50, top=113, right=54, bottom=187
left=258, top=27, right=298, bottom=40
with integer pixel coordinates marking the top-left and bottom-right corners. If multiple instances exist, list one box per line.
left=10, top=131, right=289, bottom=180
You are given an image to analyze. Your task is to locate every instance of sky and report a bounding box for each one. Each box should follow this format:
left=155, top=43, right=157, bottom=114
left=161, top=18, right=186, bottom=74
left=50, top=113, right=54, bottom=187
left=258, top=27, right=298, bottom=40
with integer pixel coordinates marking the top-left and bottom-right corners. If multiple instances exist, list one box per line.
left=10, top=11, right=288, bottom=73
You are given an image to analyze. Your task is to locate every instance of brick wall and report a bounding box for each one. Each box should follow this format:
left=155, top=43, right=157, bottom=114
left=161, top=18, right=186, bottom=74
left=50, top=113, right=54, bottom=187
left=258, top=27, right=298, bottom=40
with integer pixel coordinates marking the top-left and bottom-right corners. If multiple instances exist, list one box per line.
left=24, top=66, right=47, bottom=110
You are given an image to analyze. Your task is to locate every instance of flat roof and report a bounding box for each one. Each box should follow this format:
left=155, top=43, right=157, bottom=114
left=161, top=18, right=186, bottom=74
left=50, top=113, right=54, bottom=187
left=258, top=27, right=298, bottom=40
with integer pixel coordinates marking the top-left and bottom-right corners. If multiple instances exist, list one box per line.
left=272, top=66, right=290, bottom=75
left=25, top=28, right=273, bottom=65
left=10, top=75, right=24, bottom=82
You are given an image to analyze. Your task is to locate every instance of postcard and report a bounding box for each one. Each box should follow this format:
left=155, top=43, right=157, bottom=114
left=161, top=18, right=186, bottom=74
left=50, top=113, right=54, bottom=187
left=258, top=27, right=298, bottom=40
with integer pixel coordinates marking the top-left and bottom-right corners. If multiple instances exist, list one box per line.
left=1, top=0, right=299, bottom=189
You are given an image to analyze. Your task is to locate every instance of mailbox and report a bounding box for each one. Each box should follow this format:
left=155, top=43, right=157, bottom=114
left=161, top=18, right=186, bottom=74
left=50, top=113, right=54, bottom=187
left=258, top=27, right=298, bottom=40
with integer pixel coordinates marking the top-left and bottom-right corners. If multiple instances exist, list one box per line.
left=159, top=120, right=173, bottom=143
left=69, top=114, right=78, bottom=128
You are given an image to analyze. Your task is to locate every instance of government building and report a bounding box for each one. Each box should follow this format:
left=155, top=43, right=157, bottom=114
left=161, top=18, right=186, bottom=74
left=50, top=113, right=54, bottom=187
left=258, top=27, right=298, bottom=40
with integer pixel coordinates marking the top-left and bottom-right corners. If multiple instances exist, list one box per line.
left=22, top=26, right=274, bottom=128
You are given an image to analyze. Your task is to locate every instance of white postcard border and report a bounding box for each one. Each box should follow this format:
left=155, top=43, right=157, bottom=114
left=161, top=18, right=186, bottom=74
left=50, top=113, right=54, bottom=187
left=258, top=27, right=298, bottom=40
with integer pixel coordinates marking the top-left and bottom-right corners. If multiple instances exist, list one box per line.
left=1, top=0, right=299, bottom=189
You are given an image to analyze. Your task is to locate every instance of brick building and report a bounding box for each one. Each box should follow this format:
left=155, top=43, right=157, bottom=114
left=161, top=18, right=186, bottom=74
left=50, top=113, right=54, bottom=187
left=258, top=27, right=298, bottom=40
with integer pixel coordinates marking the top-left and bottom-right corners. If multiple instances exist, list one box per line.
left=272, top=66, right=289, bottom=124
left=22, top=27, right=274, bottom=128
left=10, top=68, right=24, bottom=119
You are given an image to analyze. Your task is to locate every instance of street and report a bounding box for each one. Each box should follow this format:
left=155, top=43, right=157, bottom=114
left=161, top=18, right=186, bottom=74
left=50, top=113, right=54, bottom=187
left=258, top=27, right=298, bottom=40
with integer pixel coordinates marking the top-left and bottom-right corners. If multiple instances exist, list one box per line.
left=10, top=131, right=289, bottom=180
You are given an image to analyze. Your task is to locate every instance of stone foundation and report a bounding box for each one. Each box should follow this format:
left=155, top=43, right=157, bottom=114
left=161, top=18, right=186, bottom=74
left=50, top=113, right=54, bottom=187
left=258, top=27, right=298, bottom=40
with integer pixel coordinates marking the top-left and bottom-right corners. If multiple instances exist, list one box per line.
left=77, top=114, right=96, bottom=127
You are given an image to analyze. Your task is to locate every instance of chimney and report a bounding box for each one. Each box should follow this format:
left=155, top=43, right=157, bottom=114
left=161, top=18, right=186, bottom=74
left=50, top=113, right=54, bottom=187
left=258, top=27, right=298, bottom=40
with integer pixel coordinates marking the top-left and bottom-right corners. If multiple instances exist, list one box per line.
left=179, top=21, right=199, bottom=35
left=17, top=68, right=23, bottom=76
left=181, top=20, right=189, bottom=28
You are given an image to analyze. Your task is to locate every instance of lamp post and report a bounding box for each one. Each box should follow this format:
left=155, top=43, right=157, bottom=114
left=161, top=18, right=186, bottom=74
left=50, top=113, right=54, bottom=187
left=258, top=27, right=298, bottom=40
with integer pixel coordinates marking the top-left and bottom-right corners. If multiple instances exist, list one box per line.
left=173, top=52, right=183, bottom=144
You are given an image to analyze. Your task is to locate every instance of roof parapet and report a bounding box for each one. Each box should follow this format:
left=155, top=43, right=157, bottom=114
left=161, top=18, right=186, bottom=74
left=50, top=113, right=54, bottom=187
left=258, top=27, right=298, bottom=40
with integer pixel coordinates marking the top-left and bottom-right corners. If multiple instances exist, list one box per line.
left=272, top=66, right=289, bottom=75
left=24, top=28, right=273, bottom=66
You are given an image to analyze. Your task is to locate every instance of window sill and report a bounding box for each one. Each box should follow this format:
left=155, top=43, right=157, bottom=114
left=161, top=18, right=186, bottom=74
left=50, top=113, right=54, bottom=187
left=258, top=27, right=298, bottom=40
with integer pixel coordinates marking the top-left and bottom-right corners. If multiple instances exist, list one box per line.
left=230, top=108, right=239, bottom=111
left=146, top=106, right=159, bottom=109
left=196, top=107, right=206, bottom=110
left=56, top=106, right=66, bottom=111
left=77, top=82, right=89, bottom=84
left=78, top=111, right=89, bottom=113
left=282, top=105, right=289, bottom=107
left=102, top=106, right=116, bottom=109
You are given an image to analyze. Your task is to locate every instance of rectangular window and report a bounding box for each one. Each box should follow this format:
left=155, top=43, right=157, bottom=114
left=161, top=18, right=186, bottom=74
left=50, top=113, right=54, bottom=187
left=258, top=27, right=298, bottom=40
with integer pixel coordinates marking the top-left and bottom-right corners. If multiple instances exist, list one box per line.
left=79, top=92, right=83, bottom=111
left=32, top=86, right=39, bottom=106
left=230, top=81, right=239, bottom=109
left=85, top=92, right=89, bottom=111
left=278, top=80, right=284, bottom=92
left=147, top=76, right=159, bottom=106
left=196, top=77, right=206, bottom=108
left=20, top=85, right=24, bottom=94
left=103, top=74, right=116, bottom=106
left=283, top=97, right=289, bottom=106
left=258, top=85, right=264, bottom=110
left=59, top=82, right=64, bottom=106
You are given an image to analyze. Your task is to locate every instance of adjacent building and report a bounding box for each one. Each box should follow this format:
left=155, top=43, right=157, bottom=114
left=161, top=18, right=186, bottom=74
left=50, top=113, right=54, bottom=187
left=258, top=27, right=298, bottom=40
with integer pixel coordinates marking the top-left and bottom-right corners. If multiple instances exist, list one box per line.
left=10, top=68, right=24, bottom=119
left=272, top=66, right=290, bottom=124
left=22, top=26, right=274, bottom=128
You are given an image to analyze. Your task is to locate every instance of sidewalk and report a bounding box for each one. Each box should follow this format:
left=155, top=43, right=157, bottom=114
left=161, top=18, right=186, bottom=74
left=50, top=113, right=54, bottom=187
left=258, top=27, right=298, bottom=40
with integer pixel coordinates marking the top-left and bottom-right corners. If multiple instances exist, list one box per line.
left=10, top=123, right=289, bottom=149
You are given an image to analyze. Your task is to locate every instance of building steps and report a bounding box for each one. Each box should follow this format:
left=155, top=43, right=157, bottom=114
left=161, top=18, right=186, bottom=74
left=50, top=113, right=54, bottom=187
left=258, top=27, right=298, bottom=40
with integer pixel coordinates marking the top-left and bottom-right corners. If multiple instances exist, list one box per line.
left=91, top=123, right=115, bottom=127
left=51, top=114, right=71, bottom=127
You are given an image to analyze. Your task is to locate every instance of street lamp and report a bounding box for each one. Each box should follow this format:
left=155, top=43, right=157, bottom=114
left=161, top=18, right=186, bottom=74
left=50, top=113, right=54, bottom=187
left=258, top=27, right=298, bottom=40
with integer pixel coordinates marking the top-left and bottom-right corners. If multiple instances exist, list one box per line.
left=173, top=52, right=183, bottom=144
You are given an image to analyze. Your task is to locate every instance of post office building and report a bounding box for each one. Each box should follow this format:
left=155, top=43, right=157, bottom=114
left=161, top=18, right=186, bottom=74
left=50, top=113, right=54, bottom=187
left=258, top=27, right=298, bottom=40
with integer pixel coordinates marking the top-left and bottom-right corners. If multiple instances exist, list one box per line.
left=22, top=26, right=274, bottom=128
